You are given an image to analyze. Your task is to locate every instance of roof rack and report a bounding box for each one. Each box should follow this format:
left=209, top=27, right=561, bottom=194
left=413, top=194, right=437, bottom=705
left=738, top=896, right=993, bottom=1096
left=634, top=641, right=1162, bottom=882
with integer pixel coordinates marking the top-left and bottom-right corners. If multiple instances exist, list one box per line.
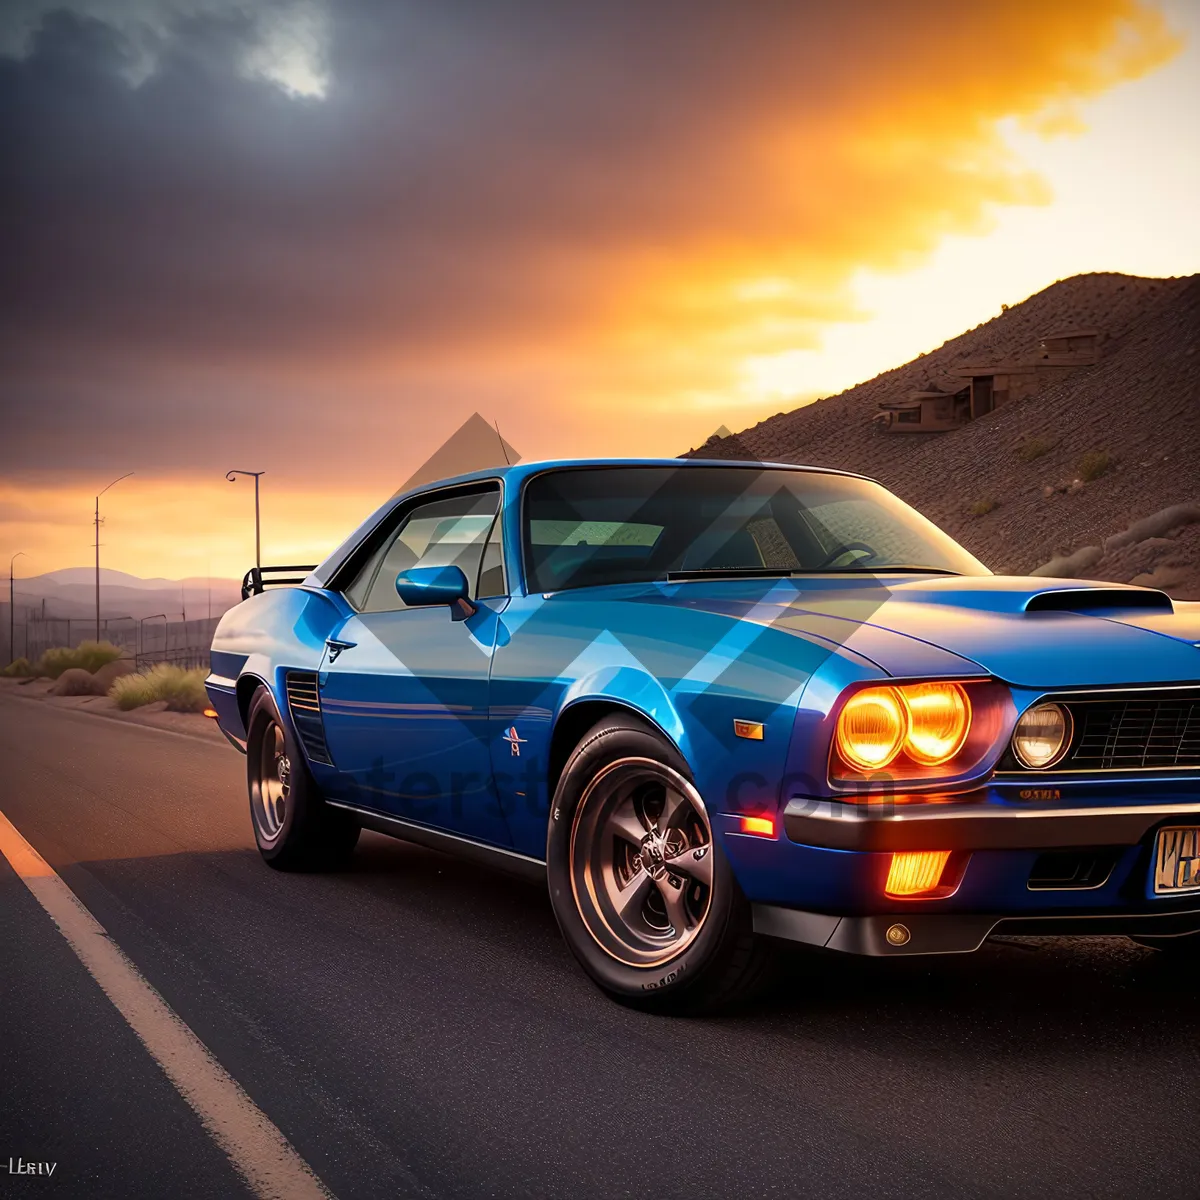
left=240, top=565, right=318, bottom=601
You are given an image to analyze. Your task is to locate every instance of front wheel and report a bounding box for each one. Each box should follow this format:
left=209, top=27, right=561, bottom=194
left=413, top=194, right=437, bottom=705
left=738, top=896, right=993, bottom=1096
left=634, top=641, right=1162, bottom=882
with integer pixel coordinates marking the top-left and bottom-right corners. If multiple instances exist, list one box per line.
left=546, top=714, right=770, bottom=1013
left=246, top=687, right=360, bottom=870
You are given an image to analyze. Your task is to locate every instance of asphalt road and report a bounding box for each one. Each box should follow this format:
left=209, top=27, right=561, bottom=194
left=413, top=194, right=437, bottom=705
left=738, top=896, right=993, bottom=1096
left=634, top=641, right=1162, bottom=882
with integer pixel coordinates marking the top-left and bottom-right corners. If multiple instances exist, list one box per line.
left=2, top=692, right=1198, bottom=1199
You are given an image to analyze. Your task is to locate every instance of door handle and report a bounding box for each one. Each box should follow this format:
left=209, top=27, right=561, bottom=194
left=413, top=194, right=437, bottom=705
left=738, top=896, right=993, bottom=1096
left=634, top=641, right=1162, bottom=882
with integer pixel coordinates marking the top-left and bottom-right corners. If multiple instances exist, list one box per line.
left=325, top=638, right=357, bottom=662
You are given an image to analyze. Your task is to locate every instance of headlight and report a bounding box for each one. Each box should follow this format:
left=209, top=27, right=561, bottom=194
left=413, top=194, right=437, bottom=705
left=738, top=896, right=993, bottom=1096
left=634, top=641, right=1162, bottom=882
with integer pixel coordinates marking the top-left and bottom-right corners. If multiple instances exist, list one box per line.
left=834, top=686, right=907, bottom=770
left=900, top=682, right=971, bottom=766
left=1011, top=702, right=1072, bottom=769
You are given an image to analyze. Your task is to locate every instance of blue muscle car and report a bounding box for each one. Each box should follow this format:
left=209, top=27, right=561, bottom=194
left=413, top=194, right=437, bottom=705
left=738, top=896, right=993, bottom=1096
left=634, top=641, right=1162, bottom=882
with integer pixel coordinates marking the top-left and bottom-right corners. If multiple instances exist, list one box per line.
left=206, top=459, right=1200, bottom=1011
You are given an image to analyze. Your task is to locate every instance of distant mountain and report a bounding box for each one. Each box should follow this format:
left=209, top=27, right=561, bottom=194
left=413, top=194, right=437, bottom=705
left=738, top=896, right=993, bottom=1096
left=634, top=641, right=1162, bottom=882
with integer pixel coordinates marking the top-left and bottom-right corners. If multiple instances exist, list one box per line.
left=685, top=272, right=1200, bottom=598
left=10, top=570, right=243, bottom=621
left=36, top=567, right=221, bottom=590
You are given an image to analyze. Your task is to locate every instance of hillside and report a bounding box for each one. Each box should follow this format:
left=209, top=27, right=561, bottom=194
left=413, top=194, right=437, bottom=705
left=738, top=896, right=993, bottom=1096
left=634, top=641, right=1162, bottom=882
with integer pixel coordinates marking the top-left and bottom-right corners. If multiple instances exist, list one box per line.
left=686, top=272, right=1200, bottom=597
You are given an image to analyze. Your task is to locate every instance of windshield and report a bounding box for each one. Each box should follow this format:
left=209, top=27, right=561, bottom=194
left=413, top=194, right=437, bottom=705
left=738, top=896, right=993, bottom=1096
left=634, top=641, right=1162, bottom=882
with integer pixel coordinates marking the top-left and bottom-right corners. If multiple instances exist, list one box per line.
left=523, top=466, right=988, bottom=592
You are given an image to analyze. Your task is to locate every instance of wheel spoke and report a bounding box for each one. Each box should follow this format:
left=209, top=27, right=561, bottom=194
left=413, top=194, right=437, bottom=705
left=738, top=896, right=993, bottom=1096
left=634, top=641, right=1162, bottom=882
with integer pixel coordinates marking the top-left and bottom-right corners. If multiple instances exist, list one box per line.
left=652, top=872, right=691, bottom=936
left=612, top=868, right=653, bottom=920
left=655, top=784, right=692, bottom=835
left=664, top=842, right=712, bottom=889
left=609, top=798, right=649, bottom=846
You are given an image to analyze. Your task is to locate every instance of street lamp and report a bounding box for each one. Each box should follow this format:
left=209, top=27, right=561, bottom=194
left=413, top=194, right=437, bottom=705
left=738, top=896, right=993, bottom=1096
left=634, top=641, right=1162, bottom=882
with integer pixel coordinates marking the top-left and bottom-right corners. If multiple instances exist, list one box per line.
left=9, top=551, right=26, bottom=667
left=95, top=472, right=134, bottom=642
left=226, top=470, right=266, bottom=569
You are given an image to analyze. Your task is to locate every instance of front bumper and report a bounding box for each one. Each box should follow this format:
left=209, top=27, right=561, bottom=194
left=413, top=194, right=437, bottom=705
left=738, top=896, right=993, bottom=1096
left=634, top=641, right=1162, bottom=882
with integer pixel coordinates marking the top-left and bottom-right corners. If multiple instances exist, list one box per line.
left=752, top=902, right=1200, bottom=956
left=782, top=797, right=1200, bottom=852
left=745, top=794, right=1200, bottom=954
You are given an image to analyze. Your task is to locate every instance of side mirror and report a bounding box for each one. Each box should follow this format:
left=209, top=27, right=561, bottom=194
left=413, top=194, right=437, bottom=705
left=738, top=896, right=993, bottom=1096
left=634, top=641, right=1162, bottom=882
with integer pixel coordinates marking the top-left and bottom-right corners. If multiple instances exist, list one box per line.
left=395, top=565, right=477, bottom=620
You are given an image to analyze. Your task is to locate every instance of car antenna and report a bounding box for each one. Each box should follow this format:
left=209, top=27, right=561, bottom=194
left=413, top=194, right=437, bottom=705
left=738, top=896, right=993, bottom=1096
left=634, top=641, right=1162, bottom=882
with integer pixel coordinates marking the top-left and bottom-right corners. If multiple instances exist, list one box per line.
left=495, top=419, right=512, bottom=466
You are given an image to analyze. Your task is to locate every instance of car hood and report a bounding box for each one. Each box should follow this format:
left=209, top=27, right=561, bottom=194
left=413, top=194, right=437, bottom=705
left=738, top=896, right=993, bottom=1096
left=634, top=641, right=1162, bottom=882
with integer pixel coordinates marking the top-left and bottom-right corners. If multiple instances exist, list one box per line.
left=648, top=574, right=1200, bottom=689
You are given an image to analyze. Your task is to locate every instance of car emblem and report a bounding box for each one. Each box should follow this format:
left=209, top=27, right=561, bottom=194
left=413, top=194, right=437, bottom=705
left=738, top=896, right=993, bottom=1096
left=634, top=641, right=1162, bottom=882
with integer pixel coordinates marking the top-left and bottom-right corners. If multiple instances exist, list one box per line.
left=502, top=725, right=527, bottom=757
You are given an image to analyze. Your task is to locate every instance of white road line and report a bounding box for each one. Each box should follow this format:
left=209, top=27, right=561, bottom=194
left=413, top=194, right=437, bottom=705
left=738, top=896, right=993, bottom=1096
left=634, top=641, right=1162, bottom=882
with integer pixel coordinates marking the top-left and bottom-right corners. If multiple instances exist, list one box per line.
left=0, top=809, right=334, bottom=1200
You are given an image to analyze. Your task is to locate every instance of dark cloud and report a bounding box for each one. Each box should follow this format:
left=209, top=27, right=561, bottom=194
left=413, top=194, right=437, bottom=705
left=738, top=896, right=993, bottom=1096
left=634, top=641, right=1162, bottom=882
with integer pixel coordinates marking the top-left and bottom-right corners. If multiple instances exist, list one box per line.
left=0, top=0, right=1177, bottom=476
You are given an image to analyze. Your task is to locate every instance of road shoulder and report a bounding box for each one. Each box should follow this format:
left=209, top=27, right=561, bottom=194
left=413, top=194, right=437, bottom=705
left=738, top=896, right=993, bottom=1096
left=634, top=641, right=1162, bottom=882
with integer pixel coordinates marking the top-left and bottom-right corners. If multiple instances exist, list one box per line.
left=0, top=678, right=226, bottom=745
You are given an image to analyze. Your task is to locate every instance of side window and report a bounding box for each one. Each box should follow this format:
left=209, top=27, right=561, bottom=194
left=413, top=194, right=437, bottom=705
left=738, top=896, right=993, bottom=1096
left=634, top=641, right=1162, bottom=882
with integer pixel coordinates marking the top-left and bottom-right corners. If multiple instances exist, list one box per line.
left=343, top=489, right=500, bottom=613
left=476, top=514, right=507, bottom=598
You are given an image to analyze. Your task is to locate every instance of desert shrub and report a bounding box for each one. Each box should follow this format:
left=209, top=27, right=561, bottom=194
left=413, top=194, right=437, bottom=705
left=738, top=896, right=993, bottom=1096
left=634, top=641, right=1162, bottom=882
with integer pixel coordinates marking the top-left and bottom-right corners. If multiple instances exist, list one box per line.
left=110, top=664, right=209, bottom=713
left=50, top=667, right=105, bottom=696
left=1016, top=436, right=1055, bottom=462
left=2, top=657, right=34, bottom=677
left=35, top=640, right=124, bottom=679
left=1077, top=449, right=1113, bottom=481
left=969, top=498, right=999, bottom=516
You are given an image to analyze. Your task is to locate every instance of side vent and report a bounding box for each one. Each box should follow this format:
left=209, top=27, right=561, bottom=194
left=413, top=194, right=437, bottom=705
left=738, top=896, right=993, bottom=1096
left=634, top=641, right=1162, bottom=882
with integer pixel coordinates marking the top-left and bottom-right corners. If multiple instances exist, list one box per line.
left=285, top=671, right=333, bottom=765
left=1024, top=588, right=1173, bottom=614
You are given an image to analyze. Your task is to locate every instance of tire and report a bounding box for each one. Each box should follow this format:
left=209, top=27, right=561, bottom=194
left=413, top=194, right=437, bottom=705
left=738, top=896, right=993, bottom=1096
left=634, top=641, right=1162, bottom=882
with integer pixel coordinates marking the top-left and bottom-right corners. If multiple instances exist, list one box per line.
left=546, top=713, right=770, bottom=1014
left=246, top=686, right=360, bottom=871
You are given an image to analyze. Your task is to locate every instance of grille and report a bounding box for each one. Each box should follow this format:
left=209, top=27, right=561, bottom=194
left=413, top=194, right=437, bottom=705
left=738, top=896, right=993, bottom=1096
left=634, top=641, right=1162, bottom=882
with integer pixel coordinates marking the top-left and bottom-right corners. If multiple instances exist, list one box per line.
left=1065, top=693, right=1200, bottom=771
left=285, top=671, right=332, bottom=765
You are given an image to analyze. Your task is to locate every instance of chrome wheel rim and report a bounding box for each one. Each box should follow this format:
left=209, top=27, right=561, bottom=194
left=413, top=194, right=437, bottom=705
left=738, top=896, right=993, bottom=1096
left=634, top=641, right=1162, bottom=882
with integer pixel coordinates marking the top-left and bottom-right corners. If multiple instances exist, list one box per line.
left=569, top=757, right=714, bottom=968
left=251, top=721, right=290, bottom=844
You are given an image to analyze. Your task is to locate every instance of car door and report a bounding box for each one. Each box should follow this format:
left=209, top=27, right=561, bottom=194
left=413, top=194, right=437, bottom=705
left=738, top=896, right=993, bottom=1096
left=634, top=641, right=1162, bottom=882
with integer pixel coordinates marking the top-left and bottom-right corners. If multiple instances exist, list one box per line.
left=317, top=484, right=513, bottom=846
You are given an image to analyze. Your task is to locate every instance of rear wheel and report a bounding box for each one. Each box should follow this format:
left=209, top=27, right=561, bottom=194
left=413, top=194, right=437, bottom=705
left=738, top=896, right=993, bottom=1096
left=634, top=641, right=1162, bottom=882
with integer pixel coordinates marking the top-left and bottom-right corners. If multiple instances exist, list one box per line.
left=547, top=713, right=770, bottom=1013
left=246, top=687, right=359, bottom=870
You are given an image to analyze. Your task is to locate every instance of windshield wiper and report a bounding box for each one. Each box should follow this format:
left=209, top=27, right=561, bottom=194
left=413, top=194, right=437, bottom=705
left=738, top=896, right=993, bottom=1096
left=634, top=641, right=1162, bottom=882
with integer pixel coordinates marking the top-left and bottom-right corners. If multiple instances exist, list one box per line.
left=665, top=567, right=800, bottom=581
left=818, top=566, right=963, bottom=575
left=665, top=565, right=963, bottom=581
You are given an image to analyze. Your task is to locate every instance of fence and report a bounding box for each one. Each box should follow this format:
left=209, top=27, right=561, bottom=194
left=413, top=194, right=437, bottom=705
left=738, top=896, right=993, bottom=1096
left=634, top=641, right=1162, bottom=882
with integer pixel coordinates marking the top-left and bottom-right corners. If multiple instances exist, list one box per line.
left=3, top=610, right=221, bottom=672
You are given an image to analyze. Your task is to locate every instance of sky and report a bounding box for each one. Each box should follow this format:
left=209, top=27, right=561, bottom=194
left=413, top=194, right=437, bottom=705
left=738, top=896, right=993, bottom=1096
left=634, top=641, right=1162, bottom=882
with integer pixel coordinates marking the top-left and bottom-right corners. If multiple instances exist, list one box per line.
left=2, top=0, right=1198, bottom=580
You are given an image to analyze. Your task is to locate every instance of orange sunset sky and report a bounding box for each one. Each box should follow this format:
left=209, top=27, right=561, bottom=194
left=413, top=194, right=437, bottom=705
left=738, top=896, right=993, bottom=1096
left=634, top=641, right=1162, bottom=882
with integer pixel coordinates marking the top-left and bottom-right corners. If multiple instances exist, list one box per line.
left=2, top=0, right=1198, bottom=581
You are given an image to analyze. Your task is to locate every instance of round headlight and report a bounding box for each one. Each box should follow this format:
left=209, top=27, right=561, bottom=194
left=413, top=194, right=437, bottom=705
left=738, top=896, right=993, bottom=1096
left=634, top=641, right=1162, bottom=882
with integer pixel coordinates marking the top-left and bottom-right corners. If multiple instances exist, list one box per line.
left=901, top=682, right=971, bottom=765
left=836, top=686, right=907, bottom=770
left=1012, top=702, right=1072, bottom=769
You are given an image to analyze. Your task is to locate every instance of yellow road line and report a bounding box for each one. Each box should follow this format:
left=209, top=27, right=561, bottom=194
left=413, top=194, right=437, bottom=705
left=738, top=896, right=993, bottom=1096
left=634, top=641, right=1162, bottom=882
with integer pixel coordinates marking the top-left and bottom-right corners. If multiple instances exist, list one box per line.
left=0, top=808, right=334, bottom=1200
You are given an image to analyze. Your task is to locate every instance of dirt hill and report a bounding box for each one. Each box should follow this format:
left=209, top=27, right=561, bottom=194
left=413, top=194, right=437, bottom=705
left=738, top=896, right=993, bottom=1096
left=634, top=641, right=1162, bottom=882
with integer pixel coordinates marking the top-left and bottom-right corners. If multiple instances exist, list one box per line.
left=686, top=272, right=1200, bottom=597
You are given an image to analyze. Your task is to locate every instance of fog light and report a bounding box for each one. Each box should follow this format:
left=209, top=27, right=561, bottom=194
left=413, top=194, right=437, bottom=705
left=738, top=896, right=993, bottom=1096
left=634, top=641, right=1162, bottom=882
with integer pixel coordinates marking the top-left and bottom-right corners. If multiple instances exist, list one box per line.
left=886, top=849, right=951, bottom=896
left=1012, top=702, right=1071, bottom=769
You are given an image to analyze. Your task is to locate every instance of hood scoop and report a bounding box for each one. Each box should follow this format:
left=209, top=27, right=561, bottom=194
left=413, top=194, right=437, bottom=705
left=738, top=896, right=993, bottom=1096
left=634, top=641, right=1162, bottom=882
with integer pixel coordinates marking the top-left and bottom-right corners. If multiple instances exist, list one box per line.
left=1023, top=587, right=1173, bottom=614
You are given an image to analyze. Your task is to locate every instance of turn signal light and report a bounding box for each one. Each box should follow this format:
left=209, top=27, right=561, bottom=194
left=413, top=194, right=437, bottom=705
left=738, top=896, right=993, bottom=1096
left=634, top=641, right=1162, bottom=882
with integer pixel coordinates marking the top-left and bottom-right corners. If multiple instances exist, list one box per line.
left=834, top=682, right=973, bottom=772
left=738, top=815, right=776, bottom=838
left=202, top=707, right=219, bottom=719
left=886, top=850, right=952, bottom=897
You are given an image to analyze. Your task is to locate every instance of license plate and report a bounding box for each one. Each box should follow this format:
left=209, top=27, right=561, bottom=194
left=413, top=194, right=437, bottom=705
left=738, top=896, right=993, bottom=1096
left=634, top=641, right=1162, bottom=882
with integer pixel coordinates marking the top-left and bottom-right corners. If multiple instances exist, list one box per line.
left=1153, top=826, right=1200, bottom=895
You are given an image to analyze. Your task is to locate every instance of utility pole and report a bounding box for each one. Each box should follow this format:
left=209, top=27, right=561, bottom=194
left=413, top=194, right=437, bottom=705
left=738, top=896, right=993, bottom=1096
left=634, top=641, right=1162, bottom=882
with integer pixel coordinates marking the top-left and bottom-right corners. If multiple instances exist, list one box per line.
left=9, top=551, right=25, bottom=667
left=95, top=472, right=134, bottom=643
left=226, top=470, right=266, bottom=568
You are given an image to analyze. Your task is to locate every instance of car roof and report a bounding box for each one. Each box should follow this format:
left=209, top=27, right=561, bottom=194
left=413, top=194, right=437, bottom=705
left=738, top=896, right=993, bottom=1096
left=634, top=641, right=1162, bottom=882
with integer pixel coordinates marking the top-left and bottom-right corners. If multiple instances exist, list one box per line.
left=399, top=457, right=873, bottom=498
